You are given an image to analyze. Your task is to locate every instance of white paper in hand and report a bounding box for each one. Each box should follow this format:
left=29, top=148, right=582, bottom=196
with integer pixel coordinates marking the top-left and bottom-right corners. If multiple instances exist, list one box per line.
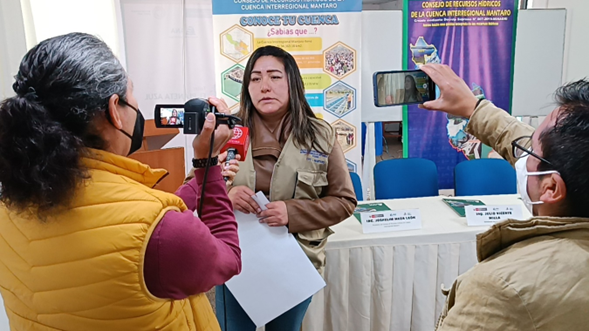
left=226, top=211, right=326, bottom=327
left=251, top=191, right=270, bottom=211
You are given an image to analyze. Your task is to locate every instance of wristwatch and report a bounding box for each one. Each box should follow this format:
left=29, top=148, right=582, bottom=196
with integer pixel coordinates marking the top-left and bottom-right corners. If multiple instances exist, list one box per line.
left=192, top=156, right=218, bottom=169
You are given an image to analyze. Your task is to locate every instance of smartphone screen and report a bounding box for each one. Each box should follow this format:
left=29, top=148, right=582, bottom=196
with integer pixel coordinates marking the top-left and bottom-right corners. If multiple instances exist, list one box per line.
left=373, top=70, right=436, bottom=107
left=158, top=107, right=184, bottom=127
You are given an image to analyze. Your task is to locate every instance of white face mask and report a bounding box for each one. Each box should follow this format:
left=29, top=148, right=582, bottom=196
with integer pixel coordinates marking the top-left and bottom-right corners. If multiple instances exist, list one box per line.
left=515, top=156, right=560, bottom=214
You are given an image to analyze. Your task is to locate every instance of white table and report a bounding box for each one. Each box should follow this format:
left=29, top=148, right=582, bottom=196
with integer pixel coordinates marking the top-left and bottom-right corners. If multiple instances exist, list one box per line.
left=302, top=194, right=530, bottom=331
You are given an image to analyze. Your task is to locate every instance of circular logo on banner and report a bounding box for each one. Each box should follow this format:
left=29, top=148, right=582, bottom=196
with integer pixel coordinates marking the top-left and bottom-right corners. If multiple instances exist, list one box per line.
left=233, top=127, right=243, bottom=139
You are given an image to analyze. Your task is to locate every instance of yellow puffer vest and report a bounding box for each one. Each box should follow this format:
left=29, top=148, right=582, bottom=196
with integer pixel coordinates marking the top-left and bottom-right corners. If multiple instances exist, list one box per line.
left=0, top=149, right=219, bottom=331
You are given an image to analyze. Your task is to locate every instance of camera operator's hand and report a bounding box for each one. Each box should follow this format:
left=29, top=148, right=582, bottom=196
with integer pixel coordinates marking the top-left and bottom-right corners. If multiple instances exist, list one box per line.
left=419, top=64, right=479, bottom=118
left=192, top=97, right=233, bottom=159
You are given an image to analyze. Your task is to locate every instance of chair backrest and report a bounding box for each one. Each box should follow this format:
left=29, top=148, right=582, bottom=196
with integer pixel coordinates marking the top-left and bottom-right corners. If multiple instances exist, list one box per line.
left=349, top=172, right=363, bottom=201
left=454, top=159, right=517, bottom=196
left=373, top=158, right=439, bottom=199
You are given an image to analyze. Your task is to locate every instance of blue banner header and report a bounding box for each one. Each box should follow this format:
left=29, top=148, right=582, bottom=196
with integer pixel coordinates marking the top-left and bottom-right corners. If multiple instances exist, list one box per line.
left=213, top=0, right=362, bottom=15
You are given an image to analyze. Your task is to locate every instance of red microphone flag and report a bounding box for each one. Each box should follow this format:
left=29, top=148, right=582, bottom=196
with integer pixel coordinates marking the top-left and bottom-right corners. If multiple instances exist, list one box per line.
left=221, top=126, right=250, bottom=161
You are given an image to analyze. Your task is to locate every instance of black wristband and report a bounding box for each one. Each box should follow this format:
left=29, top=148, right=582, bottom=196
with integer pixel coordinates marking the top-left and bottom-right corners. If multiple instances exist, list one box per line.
left=474, top=98, right=485, bottom=111
left=192, top=157, right=218, bottom=169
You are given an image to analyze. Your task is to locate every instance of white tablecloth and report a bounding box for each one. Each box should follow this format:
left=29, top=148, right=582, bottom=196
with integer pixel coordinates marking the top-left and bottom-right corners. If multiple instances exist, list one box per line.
left=302, top=194, right=530, bottom=331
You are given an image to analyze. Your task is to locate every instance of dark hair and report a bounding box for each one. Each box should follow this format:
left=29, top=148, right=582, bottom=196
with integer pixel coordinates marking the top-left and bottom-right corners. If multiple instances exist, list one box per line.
left=538, top=79, right=589, bottom=217
left=237, top=45, right=328, bottom=153
left=404, top=75, right=420, bottom=103
left=0, top=32, right=127, bottom=214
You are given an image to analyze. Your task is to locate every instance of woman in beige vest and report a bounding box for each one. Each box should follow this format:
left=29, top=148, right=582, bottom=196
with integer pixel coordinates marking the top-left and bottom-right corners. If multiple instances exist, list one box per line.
left=216, top=46, right=357, bottom=331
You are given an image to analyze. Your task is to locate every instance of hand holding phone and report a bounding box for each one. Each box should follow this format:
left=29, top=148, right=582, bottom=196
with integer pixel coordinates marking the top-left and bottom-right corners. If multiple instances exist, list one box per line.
left=418, top=64, right=479, bottom=118
left=373, top=69, right=437, bottom=107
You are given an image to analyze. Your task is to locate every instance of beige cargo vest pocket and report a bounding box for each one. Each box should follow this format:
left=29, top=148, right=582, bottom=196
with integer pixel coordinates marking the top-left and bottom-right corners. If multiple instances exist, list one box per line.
left=293, top=170, right=333, bottom=275
left=435, top=281, right=458, bottom=330
left=293, top=170, right=328, bottom=198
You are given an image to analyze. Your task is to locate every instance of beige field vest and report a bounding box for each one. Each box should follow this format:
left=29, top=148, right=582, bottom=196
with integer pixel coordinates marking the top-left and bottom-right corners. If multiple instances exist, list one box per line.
left=232, top=118, right=335, bottom=275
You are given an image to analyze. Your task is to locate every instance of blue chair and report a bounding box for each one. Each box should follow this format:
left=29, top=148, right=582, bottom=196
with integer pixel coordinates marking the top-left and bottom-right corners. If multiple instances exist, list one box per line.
left=350, top=172, right=363, bottom=201
left=454, top=159, right=517, bottom=196
left=373, top=158, right=439, bottom=199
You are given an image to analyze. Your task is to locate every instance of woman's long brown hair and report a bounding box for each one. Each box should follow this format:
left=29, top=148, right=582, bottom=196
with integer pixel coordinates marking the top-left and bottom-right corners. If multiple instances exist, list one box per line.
left=237, top=45, right=329, bottom=153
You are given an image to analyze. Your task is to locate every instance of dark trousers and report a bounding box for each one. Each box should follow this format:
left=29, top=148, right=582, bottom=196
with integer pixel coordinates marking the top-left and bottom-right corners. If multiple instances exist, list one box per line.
left=215, top=285, right=312, bottom=331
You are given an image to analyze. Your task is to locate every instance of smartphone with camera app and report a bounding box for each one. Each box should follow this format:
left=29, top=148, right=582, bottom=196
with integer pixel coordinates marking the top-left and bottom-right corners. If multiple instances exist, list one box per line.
left=154, top=104, right=185, bottom=128
left=373, top=69, right=436, bottom=107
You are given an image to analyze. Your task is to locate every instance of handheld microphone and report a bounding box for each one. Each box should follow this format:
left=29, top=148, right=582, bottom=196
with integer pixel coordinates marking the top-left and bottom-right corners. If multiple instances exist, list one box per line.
left=221, top=126, right=250, bottom=182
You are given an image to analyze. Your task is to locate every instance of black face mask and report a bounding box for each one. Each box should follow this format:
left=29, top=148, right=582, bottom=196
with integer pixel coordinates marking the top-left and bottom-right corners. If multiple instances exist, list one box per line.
left=107, top=99, right=145, bottom=156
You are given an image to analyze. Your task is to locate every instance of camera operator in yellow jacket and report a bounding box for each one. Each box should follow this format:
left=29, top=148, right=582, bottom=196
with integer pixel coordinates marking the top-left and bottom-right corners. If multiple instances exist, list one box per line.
left=0, top=32, right=242, bottom=331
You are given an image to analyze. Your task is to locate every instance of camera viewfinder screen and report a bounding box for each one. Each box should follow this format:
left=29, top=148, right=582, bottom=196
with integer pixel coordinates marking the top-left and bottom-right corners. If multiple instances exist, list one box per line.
left=160, top=108, right=184, bottom=126
left=374, top=71, right=433, bottom=107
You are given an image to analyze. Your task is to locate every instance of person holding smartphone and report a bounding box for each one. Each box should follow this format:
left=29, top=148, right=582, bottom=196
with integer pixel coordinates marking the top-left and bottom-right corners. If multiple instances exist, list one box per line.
left=420, top=63, right=589, bottom=331
left=0, top=32, right=241, bottom=331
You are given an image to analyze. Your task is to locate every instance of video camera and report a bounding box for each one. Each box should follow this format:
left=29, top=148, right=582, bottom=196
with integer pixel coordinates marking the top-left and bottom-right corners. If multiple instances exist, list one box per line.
left=154, top=98, right=241, bottom=134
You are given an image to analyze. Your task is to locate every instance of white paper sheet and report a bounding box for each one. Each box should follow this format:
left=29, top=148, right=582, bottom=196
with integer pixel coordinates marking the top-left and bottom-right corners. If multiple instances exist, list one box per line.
left=251, top=191, right=270, bottom=211
left=225, top=211, right=326, bottom=327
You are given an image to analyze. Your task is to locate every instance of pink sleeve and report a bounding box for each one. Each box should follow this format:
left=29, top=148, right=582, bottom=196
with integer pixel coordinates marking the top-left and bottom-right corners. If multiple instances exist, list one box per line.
left=144, top=166, right=241, bottom=300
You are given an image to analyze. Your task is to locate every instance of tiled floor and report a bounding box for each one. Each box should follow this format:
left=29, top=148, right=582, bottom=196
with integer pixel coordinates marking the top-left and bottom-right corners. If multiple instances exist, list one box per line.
left=207, top=289, right=216, bottom=311
left=377, top=137, right=403, bottom=162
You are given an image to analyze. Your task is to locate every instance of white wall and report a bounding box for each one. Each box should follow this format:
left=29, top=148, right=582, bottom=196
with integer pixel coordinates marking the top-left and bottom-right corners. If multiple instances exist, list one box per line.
left=0, top=0, right=27, bottom=99
left=531, top=0, right=589, bottom=83
left=511, top=9, right=566, bottom=116
left=117, top=0, right=217, bottom=174
left=28, top=0, right=121, bottom=58
left=1, top=0, right=124, bottom=94
left=378, top=1, right=403, bottom=9
left=362, top=0, right=402, bottom=10
left=15, top=0, right=192, bottom=172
